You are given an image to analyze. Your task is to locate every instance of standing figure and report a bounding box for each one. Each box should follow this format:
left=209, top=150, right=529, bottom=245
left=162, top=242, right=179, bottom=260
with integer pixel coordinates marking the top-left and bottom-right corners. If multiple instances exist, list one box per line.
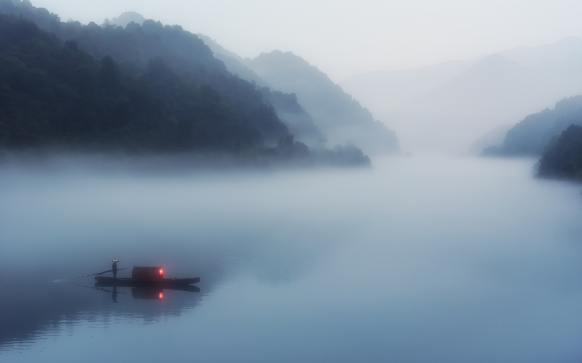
left=112, top=259, right=119, bottom=278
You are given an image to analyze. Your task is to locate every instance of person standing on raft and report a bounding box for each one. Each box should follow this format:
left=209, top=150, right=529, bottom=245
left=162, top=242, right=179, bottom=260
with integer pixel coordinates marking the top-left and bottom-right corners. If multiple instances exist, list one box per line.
left=112, top=259, right=119, bottom=278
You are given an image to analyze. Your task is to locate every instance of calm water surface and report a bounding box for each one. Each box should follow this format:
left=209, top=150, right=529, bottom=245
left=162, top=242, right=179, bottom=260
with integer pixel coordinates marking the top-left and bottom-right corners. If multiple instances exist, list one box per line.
left=1, top=156, right=582, bottom=363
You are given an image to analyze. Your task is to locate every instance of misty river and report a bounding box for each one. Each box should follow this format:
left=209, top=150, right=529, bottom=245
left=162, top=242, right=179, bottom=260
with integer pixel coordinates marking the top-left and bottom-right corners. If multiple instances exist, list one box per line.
left=1, top=156, right=582, bottom=363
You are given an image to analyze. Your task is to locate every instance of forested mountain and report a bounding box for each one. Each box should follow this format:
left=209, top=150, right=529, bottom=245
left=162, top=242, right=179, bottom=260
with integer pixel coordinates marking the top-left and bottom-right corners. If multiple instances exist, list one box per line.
left=538, top=125, right=582, bottom=181
left=243, top=51, right=400, bottom=155
left=119, top=15, right=398, bottom=154
left=0, top=13, right=268, bottom=152
left=0, top=0, right=288, bottom=144
left=97, top=10, right=325, bottom=147
left=483, top=96, right=582, bottom=156
left=0, top=1, right=370, bottom=166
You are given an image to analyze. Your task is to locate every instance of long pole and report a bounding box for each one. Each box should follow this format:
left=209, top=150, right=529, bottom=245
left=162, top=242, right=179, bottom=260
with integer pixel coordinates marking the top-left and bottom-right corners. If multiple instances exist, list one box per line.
left=56, top=268, right=127, bottom=281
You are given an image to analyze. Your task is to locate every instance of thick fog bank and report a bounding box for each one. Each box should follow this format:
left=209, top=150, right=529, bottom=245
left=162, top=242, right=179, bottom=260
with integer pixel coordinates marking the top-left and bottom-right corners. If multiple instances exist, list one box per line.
left=1, top=156, right=582, bottom=362
left=0, top=148, right=372, bottom=176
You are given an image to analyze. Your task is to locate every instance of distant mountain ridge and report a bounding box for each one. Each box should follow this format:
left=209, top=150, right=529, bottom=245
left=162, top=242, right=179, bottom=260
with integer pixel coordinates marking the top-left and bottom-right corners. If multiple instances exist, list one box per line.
left=469, top=124, right=512, bottom=155
left=0, top=13, right=266, bottom=153
left=340, top=59, right=477, bottom=114
left=482, top=96, right=582, bottom=156
left=195, top=36, right=399, bottom=154
left=195, top=34, right=323, bottom=145
left=195, top=33, right=268, bottom=87
left=498, top=37, right=582, bottom=68
left=341, top=37, right=582, bottom=153
left=244, top=50, right=400, bottom=154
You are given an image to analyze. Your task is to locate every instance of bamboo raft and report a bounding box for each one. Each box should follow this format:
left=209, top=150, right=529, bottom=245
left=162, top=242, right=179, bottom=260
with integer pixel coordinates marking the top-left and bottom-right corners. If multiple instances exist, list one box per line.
left=95, top=266, right=200, bottom=286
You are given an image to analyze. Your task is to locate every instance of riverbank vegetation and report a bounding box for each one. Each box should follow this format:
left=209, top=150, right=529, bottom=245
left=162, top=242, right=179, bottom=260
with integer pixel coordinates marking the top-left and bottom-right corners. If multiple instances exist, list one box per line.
left=538, top=125, right=582, bottom=181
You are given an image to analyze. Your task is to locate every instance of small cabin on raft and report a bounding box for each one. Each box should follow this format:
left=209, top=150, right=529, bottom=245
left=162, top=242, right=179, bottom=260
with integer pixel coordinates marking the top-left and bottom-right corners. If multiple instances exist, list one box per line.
left=132, top=267, right=164, bottom=279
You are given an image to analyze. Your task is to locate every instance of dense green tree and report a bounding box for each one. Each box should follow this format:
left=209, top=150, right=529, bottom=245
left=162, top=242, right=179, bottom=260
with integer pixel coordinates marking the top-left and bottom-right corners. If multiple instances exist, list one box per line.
left=538, top=125, right=582, bottom=181
left=0, top=14, right=264, bottom=153
left=0, top=0, right=289, bottom=144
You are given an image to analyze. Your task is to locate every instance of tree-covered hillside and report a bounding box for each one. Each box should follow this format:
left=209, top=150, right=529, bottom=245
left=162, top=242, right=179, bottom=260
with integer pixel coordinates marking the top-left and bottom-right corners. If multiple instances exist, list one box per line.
left=484, top=96, right=582, bottom=156
left=0, top=13, right=265, bottom=152
left=538, top=125, right=582, bottom=181
left=0, top=2, right=371, bottom=166
left=0, top=0, right=288, bottom=144
left=245, top=50, right=400, bottom=155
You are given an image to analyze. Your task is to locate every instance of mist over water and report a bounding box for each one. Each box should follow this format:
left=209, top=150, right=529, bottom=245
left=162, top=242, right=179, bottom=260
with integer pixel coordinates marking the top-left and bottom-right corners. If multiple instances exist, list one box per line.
left=1, top=156, right=582, bottom=362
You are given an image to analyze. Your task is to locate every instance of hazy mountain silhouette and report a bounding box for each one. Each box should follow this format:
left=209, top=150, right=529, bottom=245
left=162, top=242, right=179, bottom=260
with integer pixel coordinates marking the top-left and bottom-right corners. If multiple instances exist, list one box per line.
left=340, top=37, right=582, bottom=153
left=196, top=33, right=267, bottom=87
left=469, top=124, right=512, bottom=155
left=194, top=38, right=397, bottom=154
left=498, top=37, right=582, bottom=68
left=390, top=54, right=544, bottom=152
left=340, top=59, right=477, bottom=115
left=257, top=88, right=323, bottom=143
left=244, top=50, right=400, bottom=154
left=195, top=34, right=323, bottom=143
left=484, top=96, right=582, bottom=156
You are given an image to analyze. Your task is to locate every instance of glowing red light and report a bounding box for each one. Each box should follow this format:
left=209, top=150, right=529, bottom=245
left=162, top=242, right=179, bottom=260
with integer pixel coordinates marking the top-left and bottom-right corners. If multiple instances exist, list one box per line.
left=159, top=268, right=163, bottom=275
left=159, top=292, right=163, bottom=299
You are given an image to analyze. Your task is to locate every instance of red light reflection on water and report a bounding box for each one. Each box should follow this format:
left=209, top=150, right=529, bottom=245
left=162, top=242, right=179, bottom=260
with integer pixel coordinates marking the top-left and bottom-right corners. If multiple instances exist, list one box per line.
left=159, top=292, right=163, bottom=299
left=159, top=268, right=163, bottom=276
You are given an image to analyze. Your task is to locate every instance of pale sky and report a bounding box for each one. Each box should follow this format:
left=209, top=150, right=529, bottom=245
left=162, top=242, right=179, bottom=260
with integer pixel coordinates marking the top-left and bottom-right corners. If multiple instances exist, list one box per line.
left=30, top=0, right=582, bottom=82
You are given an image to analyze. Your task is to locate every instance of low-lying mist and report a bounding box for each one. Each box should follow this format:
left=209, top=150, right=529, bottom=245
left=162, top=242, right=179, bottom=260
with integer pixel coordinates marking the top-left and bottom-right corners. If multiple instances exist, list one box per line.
left=1, top=155, right=582, bottom=362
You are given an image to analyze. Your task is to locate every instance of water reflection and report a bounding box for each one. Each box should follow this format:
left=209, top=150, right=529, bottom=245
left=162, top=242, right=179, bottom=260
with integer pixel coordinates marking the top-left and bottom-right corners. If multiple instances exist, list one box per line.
left=0, top=271, right=205, bottom=349
left=2, top=156, right=582, bottom=362
left=94, top=283, right=201, bottom=301
left=103, top=286, right=122, bottom=303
